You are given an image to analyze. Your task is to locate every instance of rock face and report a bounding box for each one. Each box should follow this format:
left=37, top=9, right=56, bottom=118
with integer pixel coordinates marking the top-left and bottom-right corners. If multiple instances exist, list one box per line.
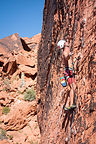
left=37, top=0, right=96, bottom=144
left=0, top=33, right=41, bottom=144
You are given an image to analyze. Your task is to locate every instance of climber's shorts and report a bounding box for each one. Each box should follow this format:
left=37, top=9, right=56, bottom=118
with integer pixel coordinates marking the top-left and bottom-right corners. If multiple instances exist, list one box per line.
left=65, top=68, right=73, bottom=77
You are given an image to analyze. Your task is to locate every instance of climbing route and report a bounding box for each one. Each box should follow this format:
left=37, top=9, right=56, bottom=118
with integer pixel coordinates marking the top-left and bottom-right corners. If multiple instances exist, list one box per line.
left=57, top=0, right=81, bottom=143
left=37, top=0, right=96, bottom=143
left=67, top=1, right=81, bottom=143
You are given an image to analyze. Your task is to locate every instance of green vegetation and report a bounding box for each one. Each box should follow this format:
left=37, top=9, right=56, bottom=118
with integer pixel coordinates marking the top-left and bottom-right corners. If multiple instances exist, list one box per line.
left=8, top=135, right=13, bottom=140
left=2, top=87, right=9, bottom=91
left=0, top=128, right=7, bottom=140
left=0, top=129, right=6, bottom=136
left=30, top=140, right=38, bottom=144
left=3, top=78, right=10, bottom=91
left=12, top=75, right=19, bottom=81
left=2, top=106, right=10, bottom=115
left=24, top=87, right=36, bottom=101
left=34, top=124, right=38, bottom=129
left=3, top=79, right=10, bottom=85
left=18, top=90, right=22, bottom=94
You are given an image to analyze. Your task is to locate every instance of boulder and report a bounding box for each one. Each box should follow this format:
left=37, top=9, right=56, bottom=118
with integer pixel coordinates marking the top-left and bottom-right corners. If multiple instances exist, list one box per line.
left=1, top=101, right=37, bottom=131
left=23, top=33, right=41, bottom=50
left=18, top=65, right=37, bottom=76
left=0, top=33, right=23, bottom=54
left=3, top=56, right=17, bottom=75
left=15, top=54, right=35, bottom=67
left=0, top=91, right=14, bottom=106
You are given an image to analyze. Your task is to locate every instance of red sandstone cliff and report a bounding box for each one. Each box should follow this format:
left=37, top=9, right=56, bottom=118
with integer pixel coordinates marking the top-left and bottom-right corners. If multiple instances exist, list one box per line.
left=37, top=0, right=96, bottom=144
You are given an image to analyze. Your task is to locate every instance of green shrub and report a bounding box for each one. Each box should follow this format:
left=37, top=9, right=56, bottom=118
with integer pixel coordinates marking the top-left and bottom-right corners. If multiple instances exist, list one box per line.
left=2, top=87, right=9, bottom=91
left=30, top=140, right=38, bottom=144
left=2, top=106, right=10, bottom=115
left=0, top=128, right=7, bottom=140
left=8, top=135, right=13, bottom=140
left=1, top=129, right=6, bottom=136
left=24, top=88, right=36, bottom=101
left=3, top=79, right=9, bottom=85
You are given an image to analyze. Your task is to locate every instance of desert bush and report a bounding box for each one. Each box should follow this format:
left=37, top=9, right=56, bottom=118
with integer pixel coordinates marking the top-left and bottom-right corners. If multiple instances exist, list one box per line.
left=2, top=106, right=10, bottom=115
left=8, top=135, right=13, bottom=140
left=30, top=140, right=38, bottom=144
left=3, top=79, right=10, bottom=85
left=0, top=128, right=7, bottom=140
left=1, top=129, right=6, bottom=136
left=24, top=88, right=36, bottom=101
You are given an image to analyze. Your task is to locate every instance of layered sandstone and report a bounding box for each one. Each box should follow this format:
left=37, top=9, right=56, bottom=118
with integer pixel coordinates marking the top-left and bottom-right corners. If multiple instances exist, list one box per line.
left=0, top=33, right=41, bottom=144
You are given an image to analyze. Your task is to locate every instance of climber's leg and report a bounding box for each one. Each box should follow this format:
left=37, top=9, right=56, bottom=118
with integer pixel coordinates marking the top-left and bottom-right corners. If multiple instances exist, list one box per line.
left=70, top=85, right=74, bottom=106
left=64, top=83, right=76, bottom=111
left=68, top=58, right=73, bottom=69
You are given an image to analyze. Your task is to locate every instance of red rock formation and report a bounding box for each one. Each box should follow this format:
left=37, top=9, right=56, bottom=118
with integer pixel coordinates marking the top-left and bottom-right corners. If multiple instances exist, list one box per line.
left=1, top=101, right=37, bottom=131
left=0, top=140, right=10, bottom=144
left=0, top=33, right=22, bottom=54
left=0, top=33, right=41, bottom=86
left=37, top=0, right=96, bottom=144
left=0, top=33, right=41, bottom=144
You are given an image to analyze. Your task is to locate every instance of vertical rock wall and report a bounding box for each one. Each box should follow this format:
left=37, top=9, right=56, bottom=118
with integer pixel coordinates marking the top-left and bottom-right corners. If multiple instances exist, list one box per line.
left=37, top=0, right=96, bottom=143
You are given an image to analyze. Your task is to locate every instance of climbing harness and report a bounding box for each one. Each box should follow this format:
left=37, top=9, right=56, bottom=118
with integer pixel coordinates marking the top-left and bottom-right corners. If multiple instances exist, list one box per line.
left=59, top=66, right=75, bottom=88
left=64, top=67, right=75, bottom=85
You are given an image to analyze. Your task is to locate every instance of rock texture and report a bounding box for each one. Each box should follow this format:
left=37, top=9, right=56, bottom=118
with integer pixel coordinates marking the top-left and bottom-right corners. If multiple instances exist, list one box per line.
left=37, top=0, right=96, bottom=144
left=0, top=33, right=41, bottom=88
left=1, top=101, right=37, bottom=131
left=0, top=33, right=22, bottom=54
left=0, top=33, right=41, bottom=144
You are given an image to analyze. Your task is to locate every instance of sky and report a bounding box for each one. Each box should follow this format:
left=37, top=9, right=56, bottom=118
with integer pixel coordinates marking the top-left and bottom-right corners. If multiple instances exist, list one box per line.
left=0, top=0, right=45, bottom=39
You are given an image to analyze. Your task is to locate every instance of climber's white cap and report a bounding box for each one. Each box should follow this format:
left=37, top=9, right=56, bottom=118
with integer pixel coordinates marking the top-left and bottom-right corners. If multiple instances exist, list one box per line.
left=57, top=40, right=66, bottom=49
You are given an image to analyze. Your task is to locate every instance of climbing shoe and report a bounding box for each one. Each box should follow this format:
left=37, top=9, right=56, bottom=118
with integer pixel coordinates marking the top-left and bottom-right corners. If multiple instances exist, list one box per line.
left=60, top=77, right=67, bottom=87
left=64, top=104, right=76, bottom=111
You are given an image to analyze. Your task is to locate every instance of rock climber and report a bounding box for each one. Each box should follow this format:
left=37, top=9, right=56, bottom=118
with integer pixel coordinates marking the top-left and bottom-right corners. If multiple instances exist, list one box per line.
left=57, top=40, right=76, bottom=111
left=57, top=40, right=72, bottom=68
